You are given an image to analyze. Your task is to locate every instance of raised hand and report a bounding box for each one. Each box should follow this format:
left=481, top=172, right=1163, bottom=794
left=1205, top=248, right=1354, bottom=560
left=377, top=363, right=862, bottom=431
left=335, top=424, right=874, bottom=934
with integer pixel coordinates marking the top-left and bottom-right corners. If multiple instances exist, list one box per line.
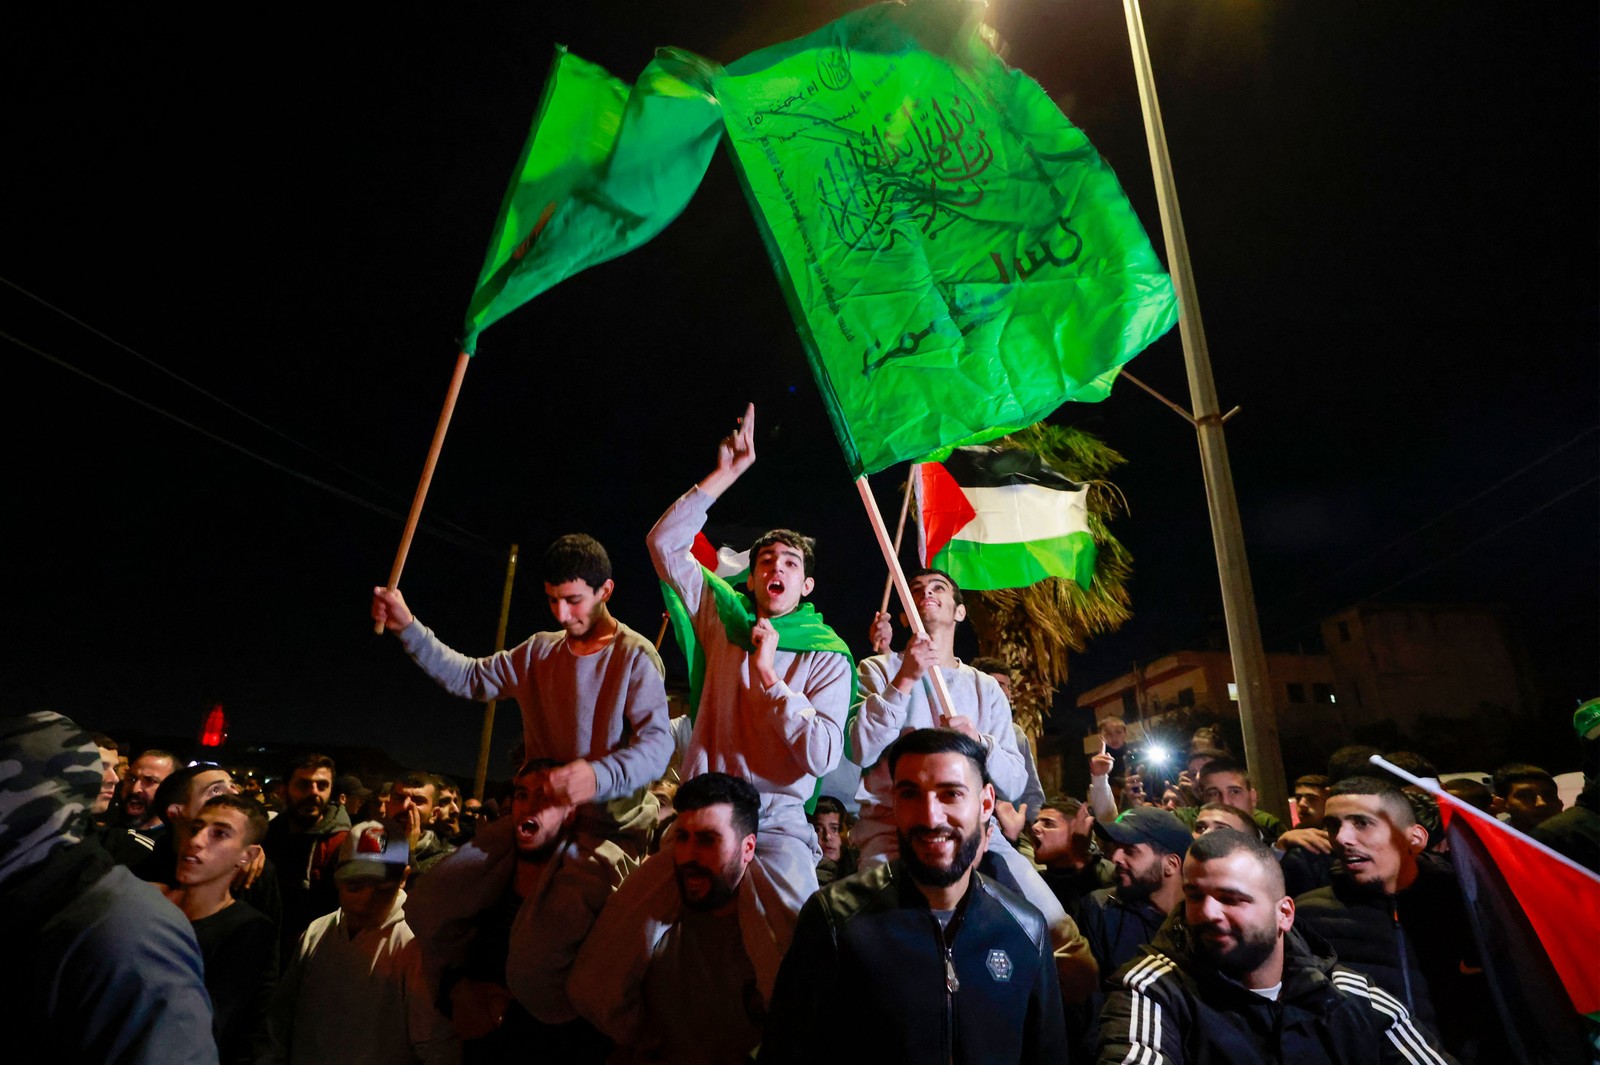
left=868, top=611, right=893, bottom=655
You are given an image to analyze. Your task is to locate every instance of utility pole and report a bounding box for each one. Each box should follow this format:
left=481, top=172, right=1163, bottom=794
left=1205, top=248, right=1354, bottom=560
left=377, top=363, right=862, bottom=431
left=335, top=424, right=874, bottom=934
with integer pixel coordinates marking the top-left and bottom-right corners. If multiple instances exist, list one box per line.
left=1121, top=0, right=1287, bottom=816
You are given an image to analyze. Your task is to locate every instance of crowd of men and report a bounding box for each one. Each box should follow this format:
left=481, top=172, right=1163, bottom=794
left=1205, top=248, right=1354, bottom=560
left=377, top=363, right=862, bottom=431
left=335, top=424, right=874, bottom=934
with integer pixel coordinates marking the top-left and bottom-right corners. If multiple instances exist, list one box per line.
left=5, top=404, right=1597, bottom=1064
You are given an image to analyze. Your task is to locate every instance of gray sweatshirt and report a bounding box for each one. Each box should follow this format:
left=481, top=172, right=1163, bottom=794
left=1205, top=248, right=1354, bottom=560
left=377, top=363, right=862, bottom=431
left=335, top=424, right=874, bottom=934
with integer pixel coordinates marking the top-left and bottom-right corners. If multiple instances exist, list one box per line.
left=850, top=652, right=1028, bottom=816
left=398, top=619, right=672, bottom=820
left=648, top=486, right=850, bottom=805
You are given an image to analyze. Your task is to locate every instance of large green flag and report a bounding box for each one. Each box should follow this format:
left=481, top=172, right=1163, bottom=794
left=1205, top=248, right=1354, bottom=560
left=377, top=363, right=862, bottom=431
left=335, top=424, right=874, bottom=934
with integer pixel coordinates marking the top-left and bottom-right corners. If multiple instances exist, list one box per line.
left=715, top=1, right=1179, bottom=475
left=462, top=47, right=723, bottom=353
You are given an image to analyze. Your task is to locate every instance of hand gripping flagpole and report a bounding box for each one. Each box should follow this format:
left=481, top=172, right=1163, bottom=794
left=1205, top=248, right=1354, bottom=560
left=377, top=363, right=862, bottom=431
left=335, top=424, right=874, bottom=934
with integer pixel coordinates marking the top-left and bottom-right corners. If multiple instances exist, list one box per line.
left=374, top=350, right=472, bottom=634
left=856, top=476, right=957, bottom=723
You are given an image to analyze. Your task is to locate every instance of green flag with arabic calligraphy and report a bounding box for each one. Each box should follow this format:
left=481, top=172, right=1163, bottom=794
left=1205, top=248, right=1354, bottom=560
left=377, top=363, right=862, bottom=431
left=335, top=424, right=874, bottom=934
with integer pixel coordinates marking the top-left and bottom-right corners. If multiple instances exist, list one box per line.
left=715, top=1, right=1179, bottom=476
left=462, top=47, right=723, bottom=354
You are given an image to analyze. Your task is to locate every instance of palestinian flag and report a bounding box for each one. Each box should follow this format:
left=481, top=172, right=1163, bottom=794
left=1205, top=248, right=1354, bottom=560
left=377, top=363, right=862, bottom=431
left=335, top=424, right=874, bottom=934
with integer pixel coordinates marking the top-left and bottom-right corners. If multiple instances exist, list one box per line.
left=913, top=446, right=1096, bottom=592
left=690, top=532, right=750, bottom=584
left=1439, top=792, right=1600, bottom=1060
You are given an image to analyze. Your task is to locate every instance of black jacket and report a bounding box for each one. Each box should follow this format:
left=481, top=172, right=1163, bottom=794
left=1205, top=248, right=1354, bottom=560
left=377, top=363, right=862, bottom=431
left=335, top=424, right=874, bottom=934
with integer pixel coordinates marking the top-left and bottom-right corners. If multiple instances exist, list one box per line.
left=1293, top=861, right=1483, bottom=1055
left=1096, top=911, right=1455, bottom=1064
left=760, top=860, right=1068, bottom=1064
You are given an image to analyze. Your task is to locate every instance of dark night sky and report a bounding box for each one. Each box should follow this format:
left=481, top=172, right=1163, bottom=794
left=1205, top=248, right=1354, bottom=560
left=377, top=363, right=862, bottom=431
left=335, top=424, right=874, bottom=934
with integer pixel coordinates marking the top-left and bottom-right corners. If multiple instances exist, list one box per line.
left=4, top=2, right=1595, bottom=780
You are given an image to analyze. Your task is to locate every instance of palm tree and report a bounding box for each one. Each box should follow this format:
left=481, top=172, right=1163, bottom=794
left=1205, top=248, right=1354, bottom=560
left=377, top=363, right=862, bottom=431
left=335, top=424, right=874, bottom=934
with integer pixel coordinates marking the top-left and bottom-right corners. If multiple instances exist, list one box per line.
left=959, top=423, right=1133, bottom=739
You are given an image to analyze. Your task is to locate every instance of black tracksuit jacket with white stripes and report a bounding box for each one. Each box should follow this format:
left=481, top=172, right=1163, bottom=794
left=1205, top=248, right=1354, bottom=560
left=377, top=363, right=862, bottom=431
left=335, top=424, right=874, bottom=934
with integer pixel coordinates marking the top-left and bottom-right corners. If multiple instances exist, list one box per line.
left=1096, top=916, right=1455, bottom=1065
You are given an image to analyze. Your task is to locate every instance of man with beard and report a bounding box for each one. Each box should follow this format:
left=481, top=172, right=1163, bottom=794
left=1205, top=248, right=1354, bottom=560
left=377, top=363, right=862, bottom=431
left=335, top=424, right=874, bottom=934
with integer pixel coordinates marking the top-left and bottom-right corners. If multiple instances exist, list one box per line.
left=761, top=729, right=1070, bottom=1064
left=121, top=747, right=178, bottom=832
left=1097, top=829, right=1453, bottom=1064
left=1078, top=808, right=1190, bottom=995
left=262, top=753, right=352, bottom=962
left=853, top=573, right=1062, bottom=917
left=632, top=772, right=766, bottom=1065
left=406, top=758, right=620, bottom=1062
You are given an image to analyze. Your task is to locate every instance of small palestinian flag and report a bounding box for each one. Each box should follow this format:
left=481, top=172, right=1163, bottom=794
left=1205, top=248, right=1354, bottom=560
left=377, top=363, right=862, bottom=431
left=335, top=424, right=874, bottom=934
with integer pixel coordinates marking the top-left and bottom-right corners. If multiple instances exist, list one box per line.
left=691, top=532, right=750, bottom=584
left=913, top=446, right=1096, bottom=591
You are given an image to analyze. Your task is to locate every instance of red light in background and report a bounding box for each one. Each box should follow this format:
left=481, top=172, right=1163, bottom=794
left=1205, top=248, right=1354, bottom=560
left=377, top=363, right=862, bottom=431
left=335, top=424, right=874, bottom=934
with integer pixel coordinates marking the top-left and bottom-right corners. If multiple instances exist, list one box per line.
left=199, top=705, right=228, bottom=748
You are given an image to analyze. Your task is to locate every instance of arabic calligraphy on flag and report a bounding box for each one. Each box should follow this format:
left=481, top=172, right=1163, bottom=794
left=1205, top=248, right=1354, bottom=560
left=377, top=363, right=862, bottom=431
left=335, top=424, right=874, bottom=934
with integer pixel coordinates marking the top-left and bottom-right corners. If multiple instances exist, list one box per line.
left=715, top=0, right=1179, bottom=476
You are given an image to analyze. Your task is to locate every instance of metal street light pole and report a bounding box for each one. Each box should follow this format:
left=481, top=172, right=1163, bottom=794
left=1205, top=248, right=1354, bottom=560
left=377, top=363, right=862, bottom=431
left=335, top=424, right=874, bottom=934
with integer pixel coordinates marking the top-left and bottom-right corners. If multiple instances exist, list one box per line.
left=1120, top=0, right=1288, bottom=816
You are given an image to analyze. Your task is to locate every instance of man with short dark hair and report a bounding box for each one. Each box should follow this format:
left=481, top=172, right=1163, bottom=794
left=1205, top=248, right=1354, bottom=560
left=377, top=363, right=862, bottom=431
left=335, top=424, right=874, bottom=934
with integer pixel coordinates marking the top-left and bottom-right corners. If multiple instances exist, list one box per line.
left=386, top=771, right=456, bottom=874
left=1532, top=700, right=1600, bottom=872
left=1097, top=828, right=1453, bottom=1064
left=1293, top=774, right=1332, bottom=826
left=632, top=773, right=767, bottom=1065
left=262, top=753, right=352, bottom=961
left=406, top=758, right=611, bottom=1060
left=762, top=729, right=1069, bottom=1064
left=1193, top=757, right=1287, bottom=843
left=1294, top=777, right=1489, bottom=1059
left=1193, top=801, right=1260, bottom=839
left=1031, top=796, right=1115, bottom=923
left=1491, top=762, right=1564, bottom=833
left=161, top=794, right=277, bottom=1064
left=121, top=748, right=178, bottom=832
left=1078, top=809, right=1190, bottom=997
left=809, top=794, right=856, bottom=885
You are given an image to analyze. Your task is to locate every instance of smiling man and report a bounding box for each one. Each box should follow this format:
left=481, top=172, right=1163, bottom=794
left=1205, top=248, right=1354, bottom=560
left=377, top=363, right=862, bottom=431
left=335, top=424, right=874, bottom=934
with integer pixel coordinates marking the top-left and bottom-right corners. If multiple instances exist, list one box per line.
left=761, top=729, right=1068, bottom=1065
left=1097, top=828, right=1453, bottom=1064
left=571, top=403, right=852, bottom=1040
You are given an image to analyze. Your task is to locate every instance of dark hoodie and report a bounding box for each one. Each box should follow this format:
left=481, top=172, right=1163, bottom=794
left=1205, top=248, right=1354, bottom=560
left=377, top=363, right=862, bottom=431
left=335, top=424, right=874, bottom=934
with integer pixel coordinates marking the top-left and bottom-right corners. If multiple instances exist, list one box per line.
left=0, top=711, right=217, bottom=1064
left=1096, top=909, right=1455, bottom=1064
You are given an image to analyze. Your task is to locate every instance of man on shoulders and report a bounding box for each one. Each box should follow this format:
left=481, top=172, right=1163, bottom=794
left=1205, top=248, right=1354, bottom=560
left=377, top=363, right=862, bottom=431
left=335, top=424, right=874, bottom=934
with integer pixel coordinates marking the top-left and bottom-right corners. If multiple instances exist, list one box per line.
left=572, top=404, right=853, bottom=1033
left=1097, top=828, right=1454, bottom=1064
left=762, top=729, right=1069, bottom=1064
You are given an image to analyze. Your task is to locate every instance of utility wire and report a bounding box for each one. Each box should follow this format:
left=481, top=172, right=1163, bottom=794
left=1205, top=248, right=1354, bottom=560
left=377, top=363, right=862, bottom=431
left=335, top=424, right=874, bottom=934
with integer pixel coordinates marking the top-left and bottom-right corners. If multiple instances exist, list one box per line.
left=0, top=274, right=493, bottom=549
left=5, top=329, right=500, bottom=560
left=1356, top=475, right=1598, bottom=602
left=1271, top=424, right=1599, bottom=609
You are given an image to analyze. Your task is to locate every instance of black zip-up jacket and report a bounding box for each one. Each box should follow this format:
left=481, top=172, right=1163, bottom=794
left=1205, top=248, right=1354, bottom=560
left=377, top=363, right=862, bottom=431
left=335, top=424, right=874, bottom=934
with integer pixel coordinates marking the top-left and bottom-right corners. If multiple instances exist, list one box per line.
left=1097, top=913, right=1456, bottom=1064
left=1292, top=861, right=1481, bottom=1055
left=759, top=860, right=1068, bottom=1064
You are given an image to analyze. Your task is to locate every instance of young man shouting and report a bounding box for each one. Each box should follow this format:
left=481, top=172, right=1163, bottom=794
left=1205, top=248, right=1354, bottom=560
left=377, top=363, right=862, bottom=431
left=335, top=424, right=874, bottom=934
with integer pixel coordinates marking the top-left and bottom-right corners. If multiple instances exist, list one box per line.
left=570, top=403, right=852, bottom=1039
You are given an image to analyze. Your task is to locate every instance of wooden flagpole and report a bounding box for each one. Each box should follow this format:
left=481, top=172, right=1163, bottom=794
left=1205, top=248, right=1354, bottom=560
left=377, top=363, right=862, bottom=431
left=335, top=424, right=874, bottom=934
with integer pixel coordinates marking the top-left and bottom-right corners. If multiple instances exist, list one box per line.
left=374, top=350, right=471, bottom=634
left=877, top=473, right=916, bottom=615
left=856, top=476, right=956, bottom=723
left=473, top=542, right=518, bottom=800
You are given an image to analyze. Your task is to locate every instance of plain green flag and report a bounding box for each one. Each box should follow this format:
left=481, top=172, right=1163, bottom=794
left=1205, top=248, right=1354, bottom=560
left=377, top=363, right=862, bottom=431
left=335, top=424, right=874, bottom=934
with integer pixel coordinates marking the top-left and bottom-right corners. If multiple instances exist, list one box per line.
left=714, top=1, right=1180, bottom=475
left=462, top=47, right=724, bottom=353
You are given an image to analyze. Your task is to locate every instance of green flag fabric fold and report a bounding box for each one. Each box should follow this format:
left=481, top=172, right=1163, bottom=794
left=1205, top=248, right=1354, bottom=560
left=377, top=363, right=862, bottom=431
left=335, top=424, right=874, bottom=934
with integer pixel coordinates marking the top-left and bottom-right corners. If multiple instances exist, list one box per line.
left=713, top=0, right=1179, bottom=475
left=462, top=47, right=724, bottom=352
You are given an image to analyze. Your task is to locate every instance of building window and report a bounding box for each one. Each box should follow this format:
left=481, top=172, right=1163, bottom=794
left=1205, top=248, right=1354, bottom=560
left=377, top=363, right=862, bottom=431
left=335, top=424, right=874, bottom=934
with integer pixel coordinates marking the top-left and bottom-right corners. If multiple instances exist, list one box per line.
left=1227, top=682, right=1239, bottom=702
left=1313, top=683, right=1335, bottom=704
left=1178, top=687, right=1195, bottom=708
left=1121, top=690, right=1138, bottom=716
left=1287, top=683, right=1306, bottom=703
left=1337, top=621, right=1350, bottom=642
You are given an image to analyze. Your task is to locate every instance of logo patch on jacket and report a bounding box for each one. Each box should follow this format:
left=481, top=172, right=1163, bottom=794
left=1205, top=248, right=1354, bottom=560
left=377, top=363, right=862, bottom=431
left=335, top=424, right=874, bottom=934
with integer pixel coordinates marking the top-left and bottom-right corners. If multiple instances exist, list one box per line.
left=986, top=949, right=1013, bottom=982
